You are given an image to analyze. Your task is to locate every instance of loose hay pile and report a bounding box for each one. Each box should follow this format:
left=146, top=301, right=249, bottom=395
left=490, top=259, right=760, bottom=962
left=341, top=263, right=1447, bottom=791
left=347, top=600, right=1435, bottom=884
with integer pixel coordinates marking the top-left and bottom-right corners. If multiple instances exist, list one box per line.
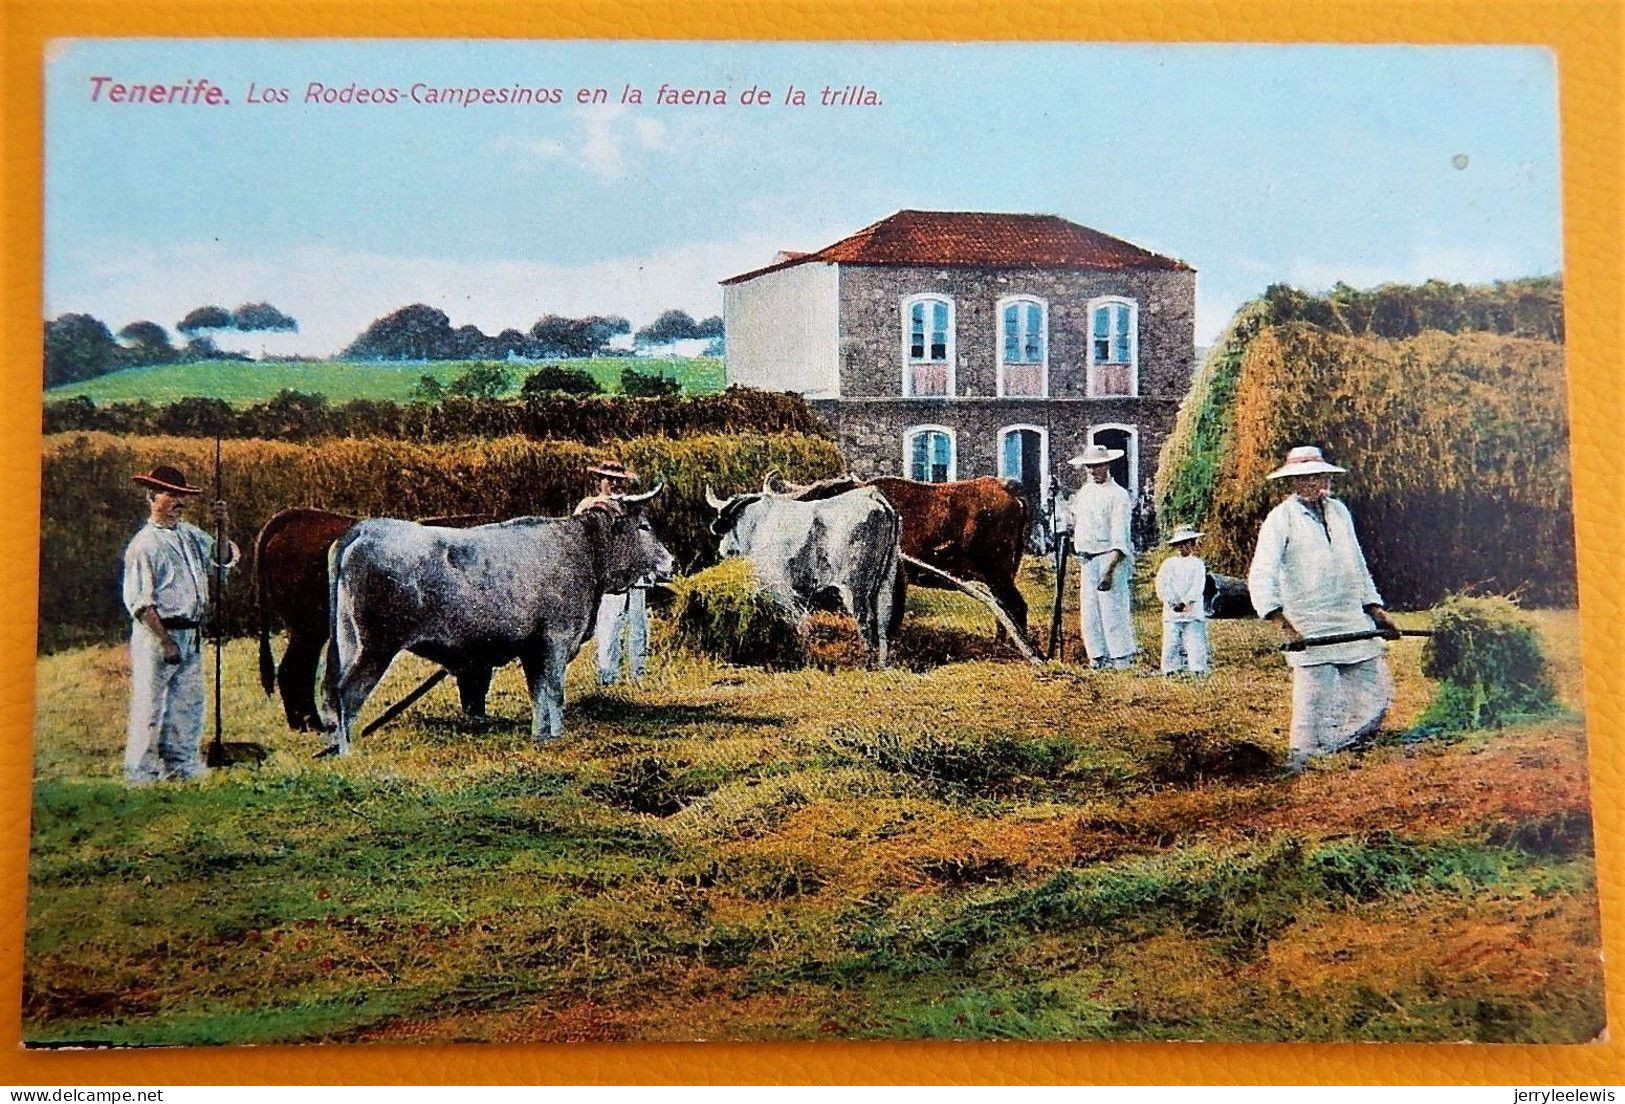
left=669, top=558, right=806, bottom=669
left=1417, top=595, right=1558, bottom=733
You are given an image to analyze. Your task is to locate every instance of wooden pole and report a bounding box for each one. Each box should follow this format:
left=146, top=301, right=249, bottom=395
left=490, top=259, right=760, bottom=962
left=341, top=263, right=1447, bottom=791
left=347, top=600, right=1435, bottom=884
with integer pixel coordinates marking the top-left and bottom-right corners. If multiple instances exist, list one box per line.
left=1047, top=533, right=1070, bottom=662
left=207, top=434, right=226, bottom=768
left=360, top=668, right=451, bottom=738
left=899, top=553, right=1044, bottom=668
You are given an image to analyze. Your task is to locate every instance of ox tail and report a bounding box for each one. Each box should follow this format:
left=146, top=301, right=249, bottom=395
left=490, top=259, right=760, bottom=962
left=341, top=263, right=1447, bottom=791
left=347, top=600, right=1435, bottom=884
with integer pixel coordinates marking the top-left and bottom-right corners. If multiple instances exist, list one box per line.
left=254, top=513, right=284, bottom=697
left=320, top=528, right=359, bottom=735
left=876, top=502, right=904, bottom=667
left=1006, top=491, right=1030, bottom=578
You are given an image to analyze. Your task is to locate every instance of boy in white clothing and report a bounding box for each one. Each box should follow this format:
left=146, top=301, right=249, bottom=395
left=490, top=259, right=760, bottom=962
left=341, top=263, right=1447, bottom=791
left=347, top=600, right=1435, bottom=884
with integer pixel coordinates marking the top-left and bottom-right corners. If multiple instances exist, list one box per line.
left=1155, top=526, right=1210, bottom=676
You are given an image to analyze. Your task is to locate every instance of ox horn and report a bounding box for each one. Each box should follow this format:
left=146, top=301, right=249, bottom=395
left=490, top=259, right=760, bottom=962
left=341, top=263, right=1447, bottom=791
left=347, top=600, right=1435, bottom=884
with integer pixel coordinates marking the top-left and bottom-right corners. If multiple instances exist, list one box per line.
left=620, top=482, right=664, bottom=506
left=704, top=485, right=730, bottom=511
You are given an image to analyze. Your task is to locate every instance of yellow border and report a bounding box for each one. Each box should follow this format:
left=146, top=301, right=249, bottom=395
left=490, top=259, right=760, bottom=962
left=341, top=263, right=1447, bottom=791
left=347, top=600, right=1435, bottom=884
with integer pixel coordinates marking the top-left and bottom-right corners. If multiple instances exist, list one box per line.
left=3, top=0, right=1621, bottom=1085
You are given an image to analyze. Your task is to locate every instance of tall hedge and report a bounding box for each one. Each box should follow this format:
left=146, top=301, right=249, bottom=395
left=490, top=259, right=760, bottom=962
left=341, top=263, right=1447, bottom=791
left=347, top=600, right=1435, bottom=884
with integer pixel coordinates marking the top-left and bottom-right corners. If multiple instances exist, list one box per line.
left=41, top=388, right=826, bottom=444
left=1169, top=324, right=1573, bottom=609
left=39, top=431, right=842, bottom=651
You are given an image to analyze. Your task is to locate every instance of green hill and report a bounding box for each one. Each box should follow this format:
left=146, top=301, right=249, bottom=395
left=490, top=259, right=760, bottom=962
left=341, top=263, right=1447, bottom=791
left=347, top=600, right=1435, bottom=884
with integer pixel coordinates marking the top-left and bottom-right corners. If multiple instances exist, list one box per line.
left=44, top=357, right=725, bottom=407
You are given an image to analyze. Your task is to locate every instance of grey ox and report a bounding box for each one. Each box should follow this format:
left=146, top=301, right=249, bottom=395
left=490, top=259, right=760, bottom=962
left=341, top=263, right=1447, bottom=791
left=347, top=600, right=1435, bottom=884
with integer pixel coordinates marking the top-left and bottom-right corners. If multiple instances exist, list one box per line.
left=706, top=483, right=902, bottom=666
left=321, top=490, right=674, bottom=754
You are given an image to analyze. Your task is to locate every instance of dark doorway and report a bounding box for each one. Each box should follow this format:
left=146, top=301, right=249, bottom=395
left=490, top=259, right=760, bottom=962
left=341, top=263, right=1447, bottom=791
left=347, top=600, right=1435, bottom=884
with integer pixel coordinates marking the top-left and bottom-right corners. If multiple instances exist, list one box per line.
left=1091, top=427, right=1133, bottom=491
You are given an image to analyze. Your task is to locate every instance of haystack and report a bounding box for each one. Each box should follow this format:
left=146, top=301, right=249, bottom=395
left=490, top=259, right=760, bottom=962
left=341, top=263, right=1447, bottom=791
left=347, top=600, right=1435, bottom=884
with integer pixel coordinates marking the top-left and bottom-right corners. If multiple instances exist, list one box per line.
left=1156, top=279, right=1573, bottom=609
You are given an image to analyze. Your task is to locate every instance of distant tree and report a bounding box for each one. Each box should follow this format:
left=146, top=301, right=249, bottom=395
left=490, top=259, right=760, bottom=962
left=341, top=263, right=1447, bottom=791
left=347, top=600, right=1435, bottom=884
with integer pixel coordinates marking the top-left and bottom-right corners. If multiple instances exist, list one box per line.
left=409, top=375, right=445, bottom=403
left=620, top=365, right=681, bottom=398
left=491, top=328, right=536, bottom=359
left=117, top=320, right=177, bottom=364
left=694, top=314, right=724, bottom=339
left=44, top=313, right=122, bottom=387
left=519, top=363, right=603, bottom=399
left=529, top=314, right=631, bottom=358
left=635, top=309, right=701, bottom=347
left=181, top=336, right=219, bottom=360
left=343, top=304, right=454, bottom=360
left=177, top=305, right=233, bottom=335
left=446, top=362, right=512, bottom=399
left=447, top=324, right=492, bottom=360
left=233, top=302, right=299, bottom=332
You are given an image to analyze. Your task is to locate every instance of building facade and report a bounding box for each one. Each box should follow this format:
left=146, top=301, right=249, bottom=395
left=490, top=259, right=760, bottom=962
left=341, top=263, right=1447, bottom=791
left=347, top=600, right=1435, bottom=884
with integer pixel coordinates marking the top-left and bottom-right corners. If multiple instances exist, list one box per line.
left=722, top=210, right=1196, bottom=531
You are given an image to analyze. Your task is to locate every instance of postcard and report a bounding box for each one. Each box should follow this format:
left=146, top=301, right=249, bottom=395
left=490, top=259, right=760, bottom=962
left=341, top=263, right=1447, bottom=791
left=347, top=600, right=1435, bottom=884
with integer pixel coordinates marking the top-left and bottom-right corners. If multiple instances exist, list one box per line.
left=23, top=36, right=1602, bottom=1051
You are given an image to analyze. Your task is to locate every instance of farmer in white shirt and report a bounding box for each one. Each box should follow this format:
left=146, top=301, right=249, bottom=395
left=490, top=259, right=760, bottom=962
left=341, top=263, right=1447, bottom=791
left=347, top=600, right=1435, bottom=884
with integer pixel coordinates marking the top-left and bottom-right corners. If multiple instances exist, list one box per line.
left=1067, top=444, right=1138, bottom=670
left=1155, top=526, right=1210, bottom=676
left=575, top=460, right=650, bottom=685
left=1247, top=446, right=1401, bottom=773
left=122, top=464, right=239, bottom=785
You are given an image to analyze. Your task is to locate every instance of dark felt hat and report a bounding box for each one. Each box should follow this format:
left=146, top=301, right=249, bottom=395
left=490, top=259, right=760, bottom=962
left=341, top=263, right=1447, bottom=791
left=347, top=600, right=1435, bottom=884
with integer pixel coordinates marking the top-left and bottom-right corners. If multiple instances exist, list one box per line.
left=588, top=460, right=639, bottom=482
left=132, top=465, right=204, bottom=496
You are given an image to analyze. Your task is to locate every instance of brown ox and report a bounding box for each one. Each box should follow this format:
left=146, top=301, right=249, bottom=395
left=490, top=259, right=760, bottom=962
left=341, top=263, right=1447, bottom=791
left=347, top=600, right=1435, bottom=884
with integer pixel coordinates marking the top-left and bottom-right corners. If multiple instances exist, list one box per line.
left=778, top=474, right=1028, bottom=637
left=254, top=507, right=494, bottom=731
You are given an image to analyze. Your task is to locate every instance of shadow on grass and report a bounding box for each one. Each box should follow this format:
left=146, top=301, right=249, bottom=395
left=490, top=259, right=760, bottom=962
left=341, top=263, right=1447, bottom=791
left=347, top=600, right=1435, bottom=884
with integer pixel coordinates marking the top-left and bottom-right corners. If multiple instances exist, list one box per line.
left=571, top=695, right=786, bottom=733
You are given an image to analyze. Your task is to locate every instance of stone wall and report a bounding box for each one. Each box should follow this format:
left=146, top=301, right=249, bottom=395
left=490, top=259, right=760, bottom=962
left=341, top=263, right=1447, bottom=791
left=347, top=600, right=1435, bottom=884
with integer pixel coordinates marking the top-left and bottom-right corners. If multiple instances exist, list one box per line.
left=811, top=397, right=1181, bottom=507
left=835, top=264, right=1195, bottom=401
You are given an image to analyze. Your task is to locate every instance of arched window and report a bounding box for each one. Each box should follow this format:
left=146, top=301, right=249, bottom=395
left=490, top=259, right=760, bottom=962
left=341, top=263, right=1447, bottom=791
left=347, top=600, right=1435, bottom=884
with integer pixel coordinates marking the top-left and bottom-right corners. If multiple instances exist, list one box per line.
left=904, top=425, right=956, bottom=483
left=901, top=295, right=954, bottom=397
left=1086, top=296, right=1138, bottom=397
left=997, top=296, right=1047, bottom=397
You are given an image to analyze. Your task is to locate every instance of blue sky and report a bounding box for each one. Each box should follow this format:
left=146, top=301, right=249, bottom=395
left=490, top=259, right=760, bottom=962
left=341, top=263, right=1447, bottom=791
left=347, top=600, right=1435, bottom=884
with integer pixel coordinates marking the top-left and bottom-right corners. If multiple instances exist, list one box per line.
left=45, top=40, right=1561, bottom=356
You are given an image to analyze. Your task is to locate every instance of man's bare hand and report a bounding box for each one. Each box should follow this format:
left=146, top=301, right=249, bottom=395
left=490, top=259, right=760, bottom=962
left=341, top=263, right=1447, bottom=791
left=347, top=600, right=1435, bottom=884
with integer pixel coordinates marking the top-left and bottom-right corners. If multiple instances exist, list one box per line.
left=1366, top=605, right=1401, bottom=639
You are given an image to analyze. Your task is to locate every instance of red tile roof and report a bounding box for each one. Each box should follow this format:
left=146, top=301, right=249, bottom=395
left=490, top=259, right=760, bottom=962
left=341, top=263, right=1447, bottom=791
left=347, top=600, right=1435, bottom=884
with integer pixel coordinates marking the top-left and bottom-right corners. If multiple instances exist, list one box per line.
left=722, top=209, right=1191, bottom=284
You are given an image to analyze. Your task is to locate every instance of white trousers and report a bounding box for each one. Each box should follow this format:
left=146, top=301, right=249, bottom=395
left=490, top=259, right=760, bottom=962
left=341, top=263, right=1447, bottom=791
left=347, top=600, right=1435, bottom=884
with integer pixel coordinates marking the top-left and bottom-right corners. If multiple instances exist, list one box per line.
left=1079, top=553, right=1137, bottom=668
left=125, top=626, right=207, bottom=784
left=595, top=589, right=648, bottom=685
left=1161, top=619, right=1210, bottom=675
left=1290, top=654, right=1393, bottom=760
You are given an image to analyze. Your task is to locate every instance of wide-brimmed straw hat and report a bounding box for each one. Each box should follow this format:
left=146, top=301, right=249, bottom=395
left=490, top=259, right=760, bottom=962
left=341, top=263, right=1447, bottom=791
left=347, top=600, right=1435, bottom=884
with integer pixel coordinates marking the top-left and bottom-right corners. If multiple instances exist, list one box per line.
left=588, top=460, right=640, bottom=482
left=1167, top=526, right=1204, bottom=545
left=132, top=465, right=204, bottom=496
left=1067, top=443, right=1125, bottom=468
left=1267, top=445, right=1346, bottom=480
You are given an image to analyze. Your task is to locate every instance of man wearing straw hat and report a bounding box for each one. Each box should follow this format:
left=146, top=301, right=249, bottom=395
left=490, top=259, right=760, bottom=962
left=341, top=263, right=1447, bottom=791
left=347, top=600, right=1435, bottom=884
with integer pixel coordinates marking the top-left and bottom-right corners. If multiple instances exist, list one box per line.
left=576, top=460, right=650, bottom=685
left=122, top=464, right=239, bottom=785
left=1066, top=443, right=1138, bottom=670
left=1156, top=526, right=1210, bottom=676
left=1248, top=445, right=1401, bottom=773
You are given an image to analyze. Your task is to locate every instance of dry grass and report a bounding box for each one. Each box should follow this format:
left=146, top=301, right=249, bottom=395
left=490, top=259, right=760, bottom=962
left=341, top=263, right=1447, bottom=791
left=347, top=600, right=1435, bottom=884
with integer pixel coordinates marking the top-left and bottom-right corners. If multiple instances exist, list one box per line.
left=24, top=565, right=1601, bottom=1045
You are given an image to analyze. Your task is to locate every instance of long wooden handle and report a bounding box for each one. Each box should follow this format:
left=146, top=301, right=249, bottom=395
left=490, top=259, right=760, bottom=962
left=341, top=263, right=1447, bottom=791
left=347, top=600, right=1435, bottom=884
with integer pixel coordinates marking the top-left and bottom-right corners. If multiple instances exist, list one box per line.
left=212, top=435, right=224, bottom=757
left=1047, top=535, right=1069, bottom=661
left=901, top=553, right=1043, bottom=667
left=1283, top=628, right=1433, bottom=651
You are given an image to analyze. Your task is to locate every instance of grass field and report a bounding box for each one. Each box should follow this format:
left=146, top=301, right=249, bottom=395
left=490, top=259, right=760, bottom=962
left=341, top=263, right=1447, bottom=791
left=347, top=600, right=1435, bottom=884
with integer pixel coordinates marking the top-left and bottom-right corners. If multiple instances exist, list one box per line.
left=25, top=565, right=1602, bottom=1045
left=44, top=357, right=726, bottom=407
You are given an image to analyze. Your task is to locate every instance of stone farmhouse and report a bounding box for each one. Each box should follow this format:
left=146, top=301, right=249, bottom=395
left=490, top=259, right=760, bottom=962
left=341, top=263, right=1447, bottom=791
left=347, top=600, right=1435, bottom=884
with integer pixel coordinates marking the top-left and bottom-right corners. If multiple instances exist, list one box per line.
left=721, top=209, right=1196, bottom=532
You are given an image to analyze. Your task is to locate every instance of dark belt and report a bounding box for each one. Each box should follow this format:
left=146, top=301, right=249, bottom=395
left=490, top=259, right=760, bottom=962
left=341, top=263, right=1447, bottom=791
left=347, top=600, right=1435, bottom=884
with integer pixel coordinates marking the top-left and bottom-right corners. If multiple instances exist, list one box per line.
left=158, top=617, right=200, bottom=630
